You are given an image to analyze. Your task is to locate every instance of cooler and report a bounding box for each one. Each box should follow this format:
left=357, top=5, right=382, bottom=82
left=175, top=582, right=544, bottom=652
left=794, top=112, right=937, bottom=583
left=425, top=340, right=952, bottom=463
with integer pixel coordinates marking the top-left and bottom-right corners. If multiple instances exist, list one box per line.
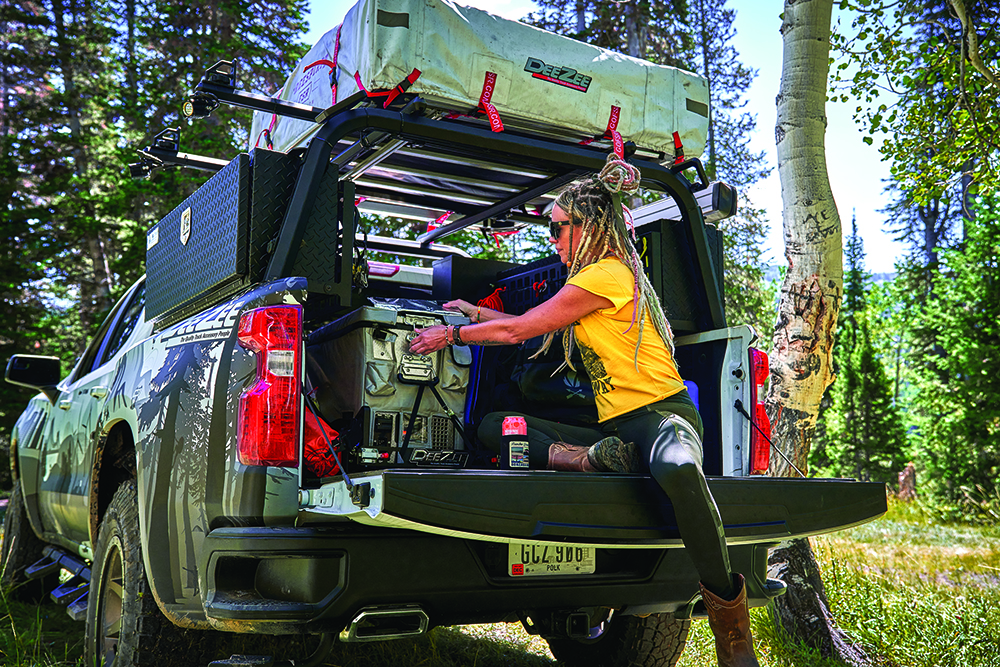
left=306, top=302, right=472, bottom=469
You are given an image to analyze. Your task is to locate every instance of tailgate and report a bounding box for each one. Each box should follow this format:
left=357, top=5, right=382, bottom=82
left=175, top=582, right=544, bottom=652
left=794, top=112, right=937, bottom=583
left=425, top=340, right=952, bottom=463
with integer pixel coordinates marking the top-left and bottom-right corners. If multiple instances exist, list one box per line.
left=299, top=471, right=886, bottom=547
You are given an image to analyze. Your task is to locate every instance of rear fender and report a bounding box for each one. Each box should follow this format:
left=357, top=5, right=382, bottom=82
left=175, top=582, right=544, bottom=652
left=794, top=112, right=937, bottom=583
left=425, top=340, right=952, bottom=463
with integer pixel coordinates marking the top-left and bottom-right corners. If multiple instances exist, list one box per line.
left=132, top=277, right=308, bottom=627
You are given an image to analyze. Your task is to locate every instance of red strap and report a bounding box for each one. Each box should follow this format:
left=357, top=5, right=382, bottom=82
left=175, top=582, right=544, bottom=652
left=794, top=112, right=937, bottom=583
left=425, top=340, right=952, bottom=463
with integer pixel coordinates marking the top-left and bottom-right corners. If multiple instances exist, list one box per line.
left=304, top=58, right=338, bottom=72
left=254, top=112, right=278, bottom=150
left=490, top=229, right=518, bottom=247
left=578, top=105, right=624, bottom=155
left=303, top=23, right=344, bottom=103
left=353, top=68, right=422, bottom=109
left=606, top=105, right=624, bottom=158
left=353, top=71, right=371, bottom=96
left=672, top=131, right=685, bottom=165
left=383, top=68, right=421, bottom=108
left=478, top=72, right=504, bottom=132
left=428, top=211, right=452, bottom=233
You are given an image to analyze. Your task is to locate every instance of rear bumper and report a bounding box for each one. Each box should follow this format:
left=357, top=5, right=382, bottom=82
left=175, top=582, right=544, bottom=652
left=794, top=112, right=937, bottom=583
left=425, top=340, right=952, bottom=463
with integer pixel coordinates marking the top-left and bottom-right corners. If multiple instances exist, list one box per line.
left=200, top=525, right=778, bottom=634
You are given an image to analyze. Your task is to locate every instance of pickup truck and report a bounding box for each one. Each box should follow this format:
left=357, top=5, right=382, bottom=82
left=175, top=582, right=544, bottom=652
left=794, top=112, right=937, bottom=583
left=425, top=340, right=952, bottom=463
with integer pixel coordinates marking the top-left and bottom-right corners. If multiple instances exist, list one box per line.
left=2, top=50, right=886, bottom=667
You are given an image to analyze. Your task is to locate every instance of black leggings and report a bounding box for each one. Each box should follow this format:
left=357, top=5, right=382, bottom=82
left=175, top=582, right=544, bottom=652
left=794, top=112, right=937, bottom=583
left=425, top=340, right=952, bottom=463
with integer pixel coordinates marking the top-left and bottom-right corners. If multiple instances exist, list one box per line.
left=478, top=397, right=732, bottom=595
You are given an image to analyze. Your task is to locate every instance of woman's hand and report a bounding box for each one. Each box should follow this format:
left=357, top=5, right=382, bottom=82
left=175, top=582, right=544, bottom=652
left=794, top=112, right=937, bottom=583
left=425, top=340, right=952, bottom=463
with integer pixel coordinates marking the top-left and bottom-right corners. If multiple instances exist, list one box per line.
left=409, top=325, right=449, bottom=355
left=442, top=299, right=474, bottom=319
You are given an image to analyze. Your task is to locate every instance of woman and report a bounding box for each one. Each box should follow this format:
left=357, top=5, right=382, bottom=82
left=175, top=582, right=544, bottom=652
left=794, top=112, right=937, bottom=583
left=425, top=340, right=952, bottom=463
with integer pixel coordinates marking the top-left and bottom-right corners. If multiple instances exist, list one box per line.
left=408, top=155, right=759, bottom=667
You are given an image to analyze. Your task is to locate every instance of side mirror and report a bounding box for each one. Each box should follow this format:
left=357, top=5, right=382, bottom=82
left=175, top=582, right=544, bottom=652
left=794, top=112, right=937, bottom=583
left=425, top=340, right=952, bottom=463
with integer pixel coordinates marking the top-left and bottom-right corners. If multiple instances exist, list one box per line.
left=5, top=355, right=62, bottom=403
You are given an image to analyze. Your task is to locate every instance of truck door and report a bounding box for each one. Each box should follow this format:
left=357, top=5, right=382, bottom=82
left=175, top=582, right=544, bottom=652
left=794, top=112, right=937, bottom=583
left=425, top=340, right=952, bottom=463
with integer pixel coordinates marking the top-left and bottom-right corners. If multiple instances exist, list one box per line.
left=38, top=281, right=146, bottom=547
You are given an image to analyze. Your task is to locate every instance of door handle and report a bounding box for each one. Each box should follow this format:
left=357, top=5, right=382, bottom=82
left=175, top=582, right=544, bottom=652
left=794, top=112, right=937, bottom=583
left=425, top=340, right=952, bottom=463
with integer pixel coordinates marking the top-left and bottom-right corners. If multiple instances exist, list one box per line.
left=58, top=399, right=73, bottom=411
left=89, top=386, right=108, bottom=399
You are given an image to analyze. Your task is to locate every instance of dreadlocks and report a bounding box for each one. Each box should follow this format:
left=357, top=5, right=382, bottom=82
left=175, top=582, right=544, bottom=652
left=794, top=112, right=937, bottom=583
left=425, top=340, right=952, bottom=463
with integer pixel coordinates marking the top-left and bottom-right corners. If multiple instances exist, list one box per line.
left=535, top=153, right=675, bottom=372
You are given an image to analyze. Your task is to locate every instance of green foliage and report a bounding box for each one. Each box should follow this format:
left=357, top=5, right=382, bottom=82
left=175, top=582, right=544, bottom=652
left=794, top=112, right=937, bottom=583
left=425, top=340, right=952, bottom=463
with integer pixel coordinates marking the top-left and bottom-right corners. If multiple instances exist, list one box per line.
left=524, top=0, right=692, bottom=65
left=811, top=502, right=1000, bottom=667
left=522, top=0, right=776, bottom=335
left=812, top=216, right=908, bottom=484
left=718, top=205, right=778, bottom=342
left=832, top=0, right=1000, bottom=205
left=908, top=194, right=1000, bottom=503
left=1, top=0, right=308, bottom=359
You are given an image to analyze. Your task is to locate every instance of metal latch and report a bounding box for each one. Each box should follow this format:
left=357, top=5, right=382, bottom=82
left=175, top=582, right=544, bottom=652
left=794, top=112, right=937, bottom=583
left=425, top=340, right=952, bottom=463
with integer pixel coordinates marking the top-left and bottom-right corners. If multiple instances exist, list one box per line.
left=351, top=482, right=372, bottom=508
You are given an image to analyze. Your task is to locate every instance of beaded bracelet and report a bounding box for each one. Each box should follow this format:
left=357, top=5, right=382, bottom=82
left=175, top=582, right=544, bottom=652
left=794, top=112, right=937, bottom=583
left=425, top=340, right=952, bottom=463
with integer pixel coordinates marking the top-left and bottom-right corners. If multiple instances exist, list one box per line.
left=476, top=305, right=482, bottom=323
left=445, top=325, right=454, bottom=346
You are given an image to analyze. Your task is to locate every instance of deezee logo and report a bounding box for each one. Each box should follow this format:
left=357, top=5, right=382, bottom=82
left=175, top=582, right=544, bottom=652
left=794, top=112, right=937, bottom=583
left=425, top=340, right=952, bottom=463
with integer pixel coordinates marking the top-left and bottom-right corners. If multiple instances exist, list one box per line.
left=524, top=57, right=592, bottom=92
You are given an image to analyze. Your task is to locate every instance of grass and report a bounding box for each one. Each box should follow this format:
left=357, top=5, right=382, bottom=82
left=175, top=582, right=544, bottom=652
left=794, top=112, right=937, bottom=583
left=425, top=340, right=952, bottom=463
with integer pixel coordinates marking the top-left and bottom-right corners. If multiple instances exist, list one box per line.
left=2, top=497, right=999, bottom=666
left=0, top=591, right=86, bottom=666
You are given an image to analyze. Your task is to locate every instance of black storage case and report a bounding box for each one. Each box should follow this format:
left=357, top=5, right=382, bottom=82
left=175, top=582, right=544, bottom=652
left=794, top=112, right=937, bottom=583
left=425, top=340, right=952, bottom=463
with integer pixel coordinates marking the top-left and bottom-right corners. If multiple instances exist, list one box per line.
left=145, top=149, right=301, bottom=326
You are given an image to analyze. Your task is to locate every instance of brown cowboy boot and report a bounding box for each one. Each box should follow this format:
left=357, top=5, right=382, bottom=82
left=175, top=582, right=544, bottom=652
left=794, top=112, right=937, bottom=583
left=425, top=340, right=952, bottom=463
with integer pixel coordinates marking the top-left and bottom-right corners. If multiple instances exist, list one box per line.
left=546, top=442, right=599, bottom=472
left=700, top=574, right=760, bottom=667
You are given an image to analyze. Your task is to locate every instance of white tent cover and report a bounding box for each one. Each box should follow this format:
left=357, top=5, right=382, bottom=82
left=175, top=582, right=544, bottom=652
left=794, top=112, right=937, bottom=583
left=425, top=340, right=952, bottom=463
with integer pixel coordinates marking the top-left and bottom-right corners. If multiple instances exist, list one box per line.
left=250, top=0, right=710, bottom=161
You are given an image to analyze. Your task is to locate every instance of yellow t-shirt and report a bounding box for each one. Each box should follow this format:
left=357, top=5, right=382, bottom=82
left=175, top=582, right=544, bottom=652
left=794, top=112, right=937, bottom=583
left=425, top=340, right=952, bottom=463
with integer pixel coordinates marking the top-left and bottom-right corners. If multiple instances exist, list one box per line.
left=566, top=257, right=685, bottom=422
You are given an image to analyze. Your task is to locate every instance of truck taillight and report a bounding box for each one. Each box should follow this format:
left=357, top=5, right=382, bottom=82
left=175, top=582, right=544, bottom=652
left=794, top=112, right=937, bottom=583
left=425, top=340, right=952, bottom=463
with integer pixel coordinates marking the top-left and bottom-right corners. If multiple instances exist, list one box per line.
left=748, top=347, right=772, bottom=475
left=237, top=305, right=302, bottom=467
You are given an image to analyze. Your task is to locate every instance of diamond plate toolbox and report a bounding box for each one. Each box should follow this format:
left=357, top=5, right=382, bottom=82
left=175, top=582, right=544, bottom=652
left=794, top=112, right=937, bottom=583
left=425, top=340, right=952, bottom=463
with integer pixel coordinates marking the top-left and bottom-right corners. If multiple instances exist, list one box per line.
left=145, top=149, right=300, bottom=323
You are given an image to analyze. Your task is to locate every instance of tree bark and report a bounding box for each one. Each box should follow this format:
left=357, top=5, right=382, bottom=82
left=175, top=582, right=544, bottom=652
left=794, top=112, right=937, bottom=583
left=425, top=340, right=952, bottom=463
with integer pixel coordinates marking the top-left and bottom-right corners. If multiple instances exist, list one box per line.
left=766, top=0, right=868, bottom=664
left=767, top=539, right=869, bottom=663
left=768, top=0, right=841, bottom=478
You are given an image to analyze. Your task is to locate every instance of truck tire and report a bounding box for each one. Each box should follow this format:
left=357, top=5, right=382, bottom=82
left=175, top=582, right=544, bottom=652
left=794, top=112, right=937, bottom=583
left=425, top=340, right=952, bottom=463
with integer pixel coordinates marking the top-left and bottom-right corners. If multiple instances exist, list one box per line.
left=85, top=480, right=218, bottom=667
left=0, top=483, right=52, bottom=602
left=546, top=612, right=691, bottom=667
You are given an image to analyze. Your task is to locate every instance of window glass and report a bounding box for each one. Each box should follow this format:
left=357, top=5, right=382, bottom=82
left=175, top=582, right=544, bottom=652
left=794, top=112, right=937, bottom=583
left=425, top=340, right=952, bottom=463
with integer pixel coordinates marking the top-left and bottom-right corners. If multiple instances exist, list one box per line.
left=70, top=280, right=145, bottom=383
left=72, top=306, right=123, bottom=382
left=101, top=282, right=146, bottom=366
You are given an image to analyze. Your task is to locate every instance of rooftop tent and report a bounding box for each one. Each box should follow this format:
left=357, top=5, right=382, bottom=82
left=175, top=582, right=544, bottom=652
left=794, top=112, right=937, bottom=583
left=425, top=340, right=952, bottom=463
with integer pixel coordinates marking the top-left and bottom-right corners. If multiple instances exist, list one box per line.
left=250, top=0, right=709, bottom=162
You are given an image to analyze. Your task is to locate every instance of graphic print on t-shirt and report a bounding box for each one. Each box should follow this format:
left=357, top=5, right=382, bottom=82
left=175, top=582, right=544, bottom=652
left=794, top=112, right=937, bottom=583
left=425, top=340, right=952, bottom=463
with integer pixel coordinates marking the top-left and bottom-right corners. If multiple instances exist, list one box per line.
left=579, top=342, right=614, bottom=395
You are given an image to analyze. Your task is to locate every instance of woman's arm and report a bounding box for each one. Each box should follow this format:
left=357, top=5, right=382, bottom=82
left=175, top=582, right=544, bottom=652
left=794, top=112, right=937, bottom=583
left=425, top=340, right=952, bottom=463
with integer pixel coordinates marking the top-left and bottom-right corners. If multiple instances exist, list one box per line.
left=409, top=285, right=612, bottom=354
left=442, top=299, right=513, bottom=323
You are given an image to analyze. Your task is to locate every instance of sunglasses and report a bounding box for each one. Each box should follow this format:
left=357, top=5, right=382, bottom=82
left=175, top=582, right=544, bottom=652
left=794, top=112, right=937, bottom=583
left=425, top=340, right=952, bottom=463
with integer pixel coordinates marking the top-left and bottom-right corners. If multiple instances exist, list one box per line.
left=548, top=218, right=577, bottom=239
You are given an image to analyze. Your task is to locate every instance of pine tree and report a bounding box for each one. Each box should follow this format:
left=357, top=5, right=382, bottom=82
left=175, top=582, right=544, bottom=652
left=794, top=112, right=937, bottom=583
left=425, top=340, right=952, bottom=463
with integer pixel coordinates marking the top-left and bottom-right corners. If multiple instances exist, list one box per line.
left=525, top=1, right=692, bottom=65
left=910, top=194, right=1000, bottom=503
left=812, top=214, right=908, bottom=483
left=523, top=0, right=775, bottom=336
left=688, top=0, right=774, bottom=340
left=4, top=0, right=309, bottom=355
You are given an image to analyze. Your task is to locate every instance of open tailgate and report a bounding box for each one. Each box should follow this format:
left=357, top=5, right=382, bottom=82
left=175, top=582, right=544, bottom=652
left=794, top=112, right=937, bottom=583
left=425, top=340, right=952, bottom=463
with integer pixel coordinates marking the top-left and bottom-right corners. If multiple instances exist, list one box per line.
left=300, top=471, right=887, bottom=547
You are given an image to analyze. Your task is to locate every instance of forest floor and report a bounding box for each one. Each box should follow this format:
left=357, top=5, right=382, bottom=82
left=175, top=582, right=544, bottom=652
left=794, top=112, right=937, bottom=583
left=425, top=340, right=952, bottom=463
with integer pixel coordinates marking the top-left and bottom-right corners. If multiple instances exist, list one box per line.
left=2, top=497, right=998, bottom=666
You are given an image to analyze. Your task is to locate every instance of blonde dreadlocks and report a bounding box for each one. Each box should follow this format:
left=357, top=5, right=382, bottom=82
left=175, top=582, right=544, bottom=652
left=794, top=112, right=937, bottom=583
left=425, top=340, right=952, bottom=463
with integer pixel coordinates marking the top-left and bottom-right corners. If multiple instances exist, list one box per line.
left=535, top=153, right=675, bottom=372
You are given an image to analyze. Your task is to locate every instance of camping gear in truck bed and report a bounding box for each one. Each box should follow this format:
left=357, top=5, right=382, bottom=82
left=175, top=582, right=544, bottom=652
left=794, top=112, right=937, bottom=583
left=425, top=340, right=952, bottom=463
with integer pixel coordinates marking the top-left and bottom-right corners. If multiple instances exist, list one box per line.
left=250, top=0, right=709, bottom=161
left=306, top=301, right=473, bottom=469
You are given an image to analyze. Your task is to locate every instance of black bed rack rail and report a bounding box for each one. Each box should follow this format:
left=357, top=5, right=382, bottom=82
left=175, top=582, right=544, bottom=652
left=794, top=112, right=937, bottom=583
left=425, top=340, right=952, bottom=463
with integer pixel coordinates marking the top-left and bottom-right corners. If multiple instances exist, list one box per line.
left=131, top=58, right=728, bottom=331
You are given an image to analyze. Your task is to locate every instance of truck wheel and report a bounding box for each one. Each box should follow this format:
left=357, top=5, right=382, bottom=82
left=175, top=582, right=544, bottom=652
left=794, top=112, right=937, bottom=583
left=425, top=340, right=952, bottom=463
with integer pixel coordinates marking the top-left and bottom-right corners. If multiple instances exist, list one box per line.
left=85, top=480, right=217, bottom=667
left=0, top=483, right=52, bottom=602
left=545, top=612, right=691, bottom=667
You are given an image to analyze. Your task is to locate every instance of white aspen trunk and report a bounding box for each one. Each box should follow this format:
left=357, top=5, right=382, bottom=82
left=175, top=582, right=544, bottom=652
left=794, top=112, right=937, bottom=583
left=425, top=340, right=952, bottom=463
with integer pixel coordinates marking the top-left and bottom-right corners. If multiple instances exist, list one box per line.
left=767, top=0, right=842, bottom=478
left=766, top=3, right=868, bottom=664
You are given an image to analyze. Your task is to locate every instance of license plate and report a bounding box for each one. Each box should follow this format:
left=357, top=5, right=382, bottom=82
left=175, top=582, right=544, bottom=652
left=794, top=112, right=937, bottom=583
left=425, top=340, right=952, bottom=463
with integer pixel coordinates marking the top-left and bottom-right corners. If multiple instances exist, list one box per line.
left=508, top=543, right=596, bottom=576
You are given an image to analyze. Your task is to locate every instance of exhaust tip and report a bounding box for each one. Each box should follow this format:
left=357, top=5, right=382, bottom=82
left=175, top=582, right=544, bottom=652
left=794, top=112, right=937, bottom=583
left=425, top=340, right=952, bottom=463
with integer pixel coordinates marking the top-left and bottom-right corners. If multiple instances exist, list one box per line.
left=341, top=605, right=430, bottom=643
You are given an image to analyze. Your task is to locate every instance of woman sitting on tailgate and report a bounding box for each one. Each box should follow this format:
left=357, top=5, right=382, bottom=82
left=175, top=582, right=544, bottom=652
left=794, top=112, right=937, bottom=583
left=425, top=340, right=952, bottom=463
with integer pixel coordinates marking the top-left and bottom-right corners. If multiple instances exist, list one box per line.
left=408, top=154, right=759, bottom=667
